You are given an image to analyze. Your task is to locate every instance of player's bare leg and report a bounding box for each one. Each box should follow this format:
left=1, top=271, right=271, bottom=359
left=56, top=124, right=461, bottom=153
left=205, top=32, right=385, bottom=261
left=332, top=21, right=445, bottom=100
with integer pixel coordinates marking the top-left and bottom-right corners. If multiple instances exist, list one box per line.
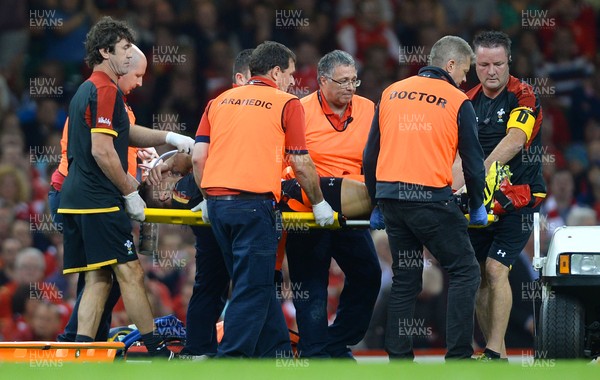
left=77, top=268, right=113, bottom=338
left=111, top=260, right=156, bottom=334
left=475, top=265, right=490, bottom=341
left=481, top=258, right=511, bottom=358
left=340, top=178, right=372, bottom=218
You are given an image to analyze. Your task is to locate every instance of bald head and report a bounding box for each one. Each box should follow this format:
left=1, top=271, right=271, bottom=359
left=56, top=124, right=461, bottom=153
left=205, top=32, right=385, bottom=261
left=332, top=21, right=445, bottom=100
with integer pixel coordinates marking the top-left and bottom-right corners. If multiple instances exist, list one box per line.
left=129, top=44, right=147, bottom=69
left=119, top=44, right=147, bottom=95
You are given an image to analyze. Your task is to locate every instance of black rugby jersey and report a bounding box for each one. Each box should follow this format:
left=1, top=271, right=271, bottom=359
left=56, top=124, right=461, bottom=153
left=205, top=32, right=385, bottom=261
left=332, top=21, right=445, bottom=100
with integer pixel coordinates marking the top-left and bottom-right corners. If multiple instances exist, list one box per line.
left=59, top=71, right=131, bottom=213
left=467, top=75, right=546, bottom=195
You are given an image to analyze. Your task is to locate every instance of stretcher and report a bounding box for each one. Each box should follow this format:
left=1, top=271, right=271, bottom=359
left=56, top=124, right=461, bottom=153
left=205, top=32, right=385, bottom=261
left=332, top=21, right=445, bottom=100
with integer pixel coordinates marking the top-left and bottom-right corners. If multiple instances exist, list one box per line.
left=143, top=208, right=497, bottom=228
left=146, top=150, right=497, bottom=228
left=0, top=341, right=124, bottom=363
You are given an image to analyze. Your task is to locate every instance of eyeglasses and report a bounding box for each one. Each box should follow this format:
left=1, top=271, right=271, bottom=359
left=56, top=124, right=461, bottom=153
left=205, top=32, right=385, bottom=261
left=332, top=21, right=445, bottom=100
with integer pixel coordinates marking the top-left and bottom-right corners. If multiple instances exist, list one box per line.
left=327, top=77, right=361, bottom=88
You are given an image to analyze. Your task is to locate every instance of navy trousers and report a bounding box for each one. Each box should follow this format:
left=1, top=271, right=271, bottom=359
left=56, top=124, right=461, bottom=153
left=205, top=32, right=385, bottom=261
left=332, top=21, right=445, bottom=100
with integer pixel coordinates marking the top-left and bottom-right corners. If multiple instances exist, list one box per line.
left=286, top=229, right=381, bottom=357
left=208, top=199, right=291, bottom=358
left=183, top=225, right=229, bottom=355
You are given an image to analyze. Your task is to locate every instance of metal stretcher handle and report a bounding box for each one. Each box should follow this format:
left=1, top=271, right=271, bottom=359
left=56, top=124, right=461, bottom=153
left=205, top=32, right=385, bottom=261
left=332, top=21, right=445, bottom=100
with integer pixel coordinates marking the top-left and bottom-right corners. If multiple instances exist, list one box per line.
left=345, top=214, right=497, bottom=228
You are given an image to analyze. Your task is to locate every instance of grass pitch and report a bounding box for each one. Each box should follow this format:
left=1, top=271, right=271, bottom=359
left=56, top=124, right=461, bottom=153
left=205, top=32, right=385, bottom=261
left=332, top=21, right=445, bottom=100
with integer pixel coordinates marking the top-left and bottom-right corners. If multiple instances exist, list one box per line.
left=1, top=359, right=597, bottom=380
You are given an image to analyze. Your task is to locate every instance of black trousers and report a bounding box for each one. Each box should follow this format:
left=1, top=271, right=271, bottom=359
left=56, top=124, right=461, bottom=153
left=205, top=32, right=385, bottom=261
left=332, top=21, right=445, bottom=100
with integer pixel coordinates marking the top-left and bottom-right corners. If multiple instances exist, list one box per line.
left=380, top=199, right=480, bottom=360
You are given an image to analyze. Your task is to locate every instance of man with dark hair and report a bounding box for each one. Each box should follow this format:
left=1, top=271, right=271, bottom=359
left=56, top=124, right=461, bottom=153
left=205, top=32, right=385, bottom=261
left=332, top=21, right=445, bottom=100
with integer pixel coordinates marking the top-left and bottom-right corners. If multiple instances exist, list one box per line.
left=83, top=17, right=134, bottom=68
left=52, top=44, right=147, bottom=343
left=192, top=40, right=335, bottom=357
left=232, top=48, right=253, bottom=84
left=58, top=17, right=193, bottom=358
left=455, top=30, right=546, bottom=361
left=364, top=35, right=487, bottom=361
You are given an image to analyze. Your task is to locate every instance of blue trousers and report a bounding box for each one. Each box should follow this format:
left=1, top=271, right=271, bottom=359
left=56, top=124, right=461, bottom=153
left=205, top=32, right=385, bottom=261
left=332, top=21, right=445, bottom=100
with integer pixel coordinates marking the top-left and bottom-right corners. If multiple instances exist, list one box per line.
left=208, top=199, right=291, bottom=358
left=286, top=229, right=381, bottom=357
left=183, top=225, right=229, bottom=355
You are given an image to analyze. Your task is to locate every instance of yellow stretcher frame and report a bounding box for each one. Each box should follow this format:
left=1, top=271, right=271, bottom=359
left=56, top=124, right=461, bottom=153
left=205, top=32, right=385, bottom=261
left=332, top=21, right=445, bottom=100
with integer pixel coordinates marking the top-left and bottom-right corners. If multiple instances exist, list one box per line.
left=144, top=208, right=497, bottom=229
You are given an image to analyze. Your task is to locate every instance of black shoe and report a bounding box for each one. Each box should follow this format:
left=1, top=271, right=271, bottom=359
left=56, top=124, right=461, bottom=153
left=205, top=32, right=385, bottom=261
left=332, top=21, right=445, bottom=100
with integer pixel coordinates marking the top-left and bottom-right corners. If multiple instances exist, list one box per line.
left=149, top=342, right=175, bottom=360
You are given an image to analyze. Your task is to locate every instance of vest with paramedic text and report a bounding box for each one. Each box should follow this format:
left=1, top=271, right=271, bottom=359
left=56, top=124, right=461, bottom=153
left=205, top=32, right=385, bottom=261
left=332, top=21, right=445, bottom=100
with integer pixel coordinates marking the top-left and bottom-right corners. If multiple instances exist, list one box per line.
left=201, top=84, right=297, bottom=202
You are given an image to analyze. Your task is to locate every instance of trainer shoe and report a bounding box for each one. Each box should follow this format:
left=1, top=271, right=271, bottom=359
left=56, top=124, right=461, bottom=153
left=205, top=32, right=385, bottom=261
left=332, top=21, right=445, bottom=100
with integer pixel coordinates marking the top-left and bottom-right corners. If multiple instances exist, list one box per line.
left=149, top=341, right=175, bottom=360
left=474, top=348, right=508, bottom=362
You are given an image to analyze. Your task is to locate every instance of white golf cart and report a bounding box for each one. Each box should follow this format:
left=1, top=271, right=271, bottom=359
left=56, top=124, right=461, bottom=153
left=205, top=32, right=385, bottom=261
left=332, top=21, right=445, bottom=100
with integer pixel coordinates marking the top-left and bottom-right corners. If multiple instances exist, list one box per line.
left=533, top=213, right=600, bottom=359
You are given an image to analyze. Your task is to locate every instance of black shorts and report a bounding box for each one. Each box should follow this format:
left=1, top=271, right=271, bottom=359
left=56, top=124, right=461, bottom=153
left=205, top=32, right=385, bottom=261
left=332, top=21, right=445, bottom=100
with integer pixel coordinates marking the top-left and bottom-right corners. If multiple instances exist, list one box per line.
left=62, top=209, right=138, bottom=274
left=279, top=177, right=343, bottom=213
left=468, top=209, right=534, bottom=268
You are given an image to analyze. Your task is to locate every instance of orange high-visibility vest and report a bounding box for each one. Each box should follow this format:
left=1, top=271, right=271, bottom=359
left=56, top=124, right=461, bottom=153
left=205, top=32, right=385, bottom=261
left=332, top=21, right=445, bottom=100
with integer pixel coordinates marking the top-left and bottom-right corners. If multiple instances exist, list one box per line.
left=376, top=76, right=467, bottom=187
left=301, top=92, right=374, bottom=177
left=201, top=84, right=297, bottom=201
